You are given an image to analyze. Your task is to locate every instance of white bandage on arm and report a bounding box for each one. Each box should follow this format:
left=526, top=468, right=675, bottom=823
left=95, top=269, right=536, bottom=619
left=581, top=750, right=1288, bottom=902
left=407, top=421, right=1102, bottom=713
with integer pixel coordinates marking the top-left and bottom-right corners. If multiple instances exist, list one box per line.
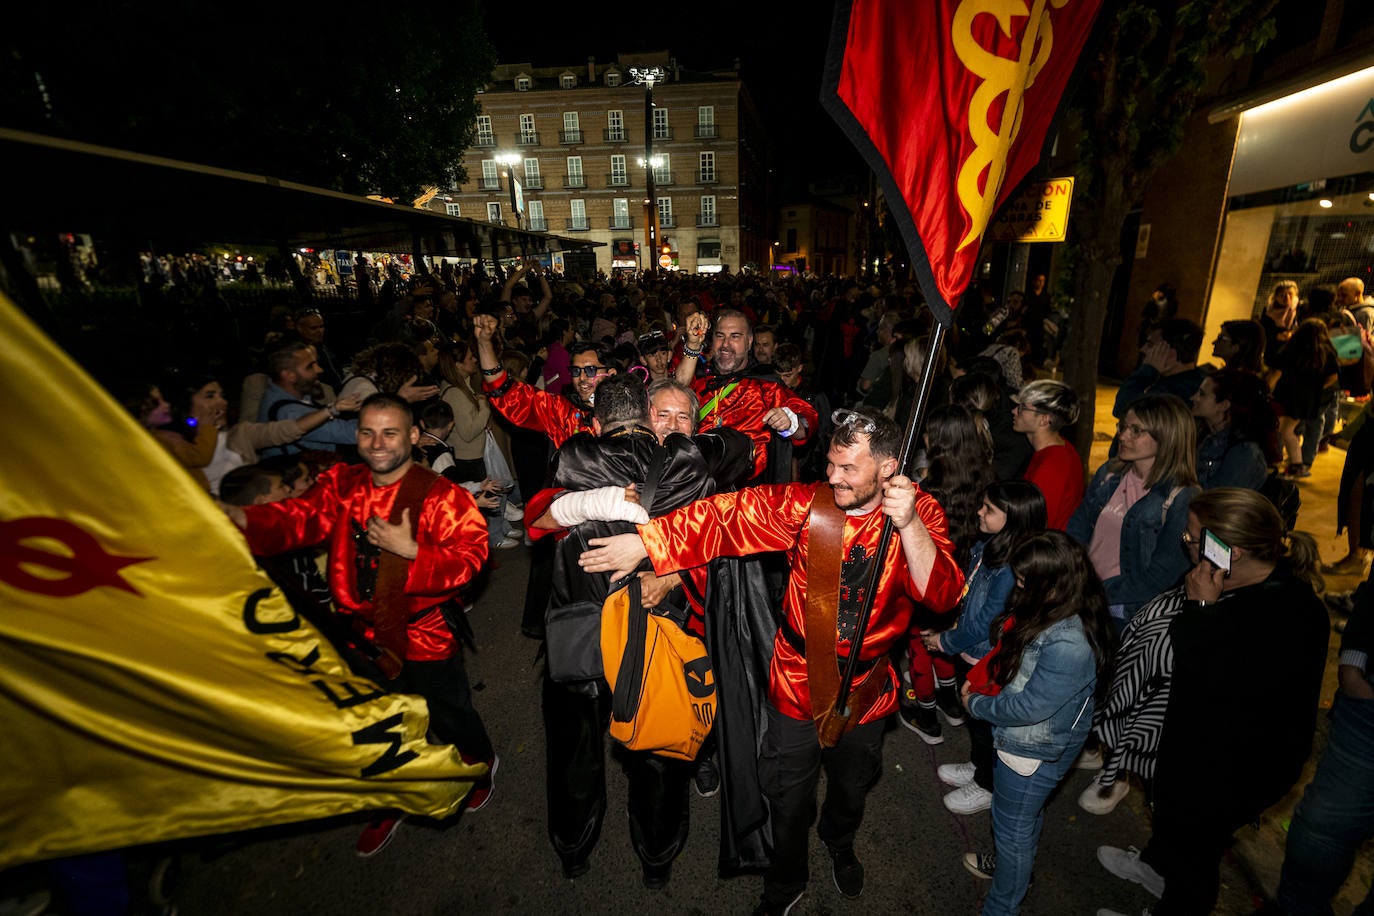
left=549, top=485, right=650, bottom=527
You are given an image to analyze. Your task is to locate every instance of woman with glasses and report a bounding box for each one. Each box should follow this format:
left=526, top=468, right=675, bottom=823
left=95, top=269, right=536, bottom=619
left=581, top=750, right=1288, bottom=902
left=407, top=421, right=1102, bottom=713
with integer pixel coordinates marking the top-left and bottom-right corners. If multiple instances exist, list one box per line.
left=1067, top=394, right=1198, bottom=633
left=1011, top=379, right=1084, bottom=529
left=1209, top=319, right=1266, bottom=375
left=960, top=531, right=1115, bottom=912
left=1095, top=489, right=1326, bottom=915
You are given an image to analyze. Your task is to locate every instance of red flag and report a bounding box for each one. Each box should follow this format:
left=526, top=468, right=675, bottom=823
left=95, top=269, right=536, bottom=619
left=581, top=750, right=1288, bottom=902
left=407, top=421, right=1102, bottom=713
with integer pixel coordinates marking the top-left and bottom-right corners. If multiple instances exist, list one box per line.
left=823, top=0, right=1101, bottom=326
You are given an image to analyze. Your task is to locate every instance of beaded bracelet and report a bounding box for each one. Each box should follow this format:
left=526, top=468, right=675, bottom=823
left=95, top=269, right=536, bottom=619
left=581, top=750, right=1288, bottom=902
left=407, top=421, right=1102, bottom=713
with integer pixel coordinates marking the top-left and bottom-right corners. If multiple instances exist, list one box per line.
left=481, top=366, right=504, bottom=376
left=682, top=344, right=702, bottom=359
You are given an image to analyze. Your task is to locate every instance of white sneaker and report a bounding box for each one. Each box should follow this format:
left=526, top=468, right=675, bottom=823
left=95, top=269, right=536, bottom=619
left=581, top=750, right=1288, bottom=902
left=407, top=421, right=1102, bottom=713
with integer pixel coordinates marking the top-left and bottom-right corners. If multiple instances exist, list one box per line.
left=1097, top=845, right=1164, bottom=898
left=1079, top=772, right=1130, bottom=814
left=937, top=762, right=977, bottom=787
left=495, top=534, right=523, bottom=550
left=1073, top=746, right=1103, bottom=770
left=503, top=502, right=525, bottom=523
left=943, top=783, right=993, bottom=815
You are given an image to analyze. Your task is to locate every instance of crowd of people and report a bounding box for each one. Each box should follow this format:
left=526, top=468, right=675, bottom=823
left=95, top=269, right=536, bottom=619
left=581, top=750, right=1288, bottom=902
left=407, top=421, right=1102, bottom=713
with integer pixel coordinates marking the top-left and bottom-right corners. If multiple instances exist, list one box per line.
left=74, top=262, right=1374, bottom=915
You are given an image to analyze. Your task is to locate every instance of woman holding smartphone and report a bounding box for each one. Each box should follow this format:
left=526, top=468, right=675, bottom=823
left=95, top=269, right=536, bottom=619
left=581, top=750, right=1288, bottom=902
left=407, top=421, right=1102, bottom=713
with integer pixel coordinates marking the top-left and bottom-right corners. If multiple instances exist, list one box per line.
left=1096, top=488, right=1327, bottom=914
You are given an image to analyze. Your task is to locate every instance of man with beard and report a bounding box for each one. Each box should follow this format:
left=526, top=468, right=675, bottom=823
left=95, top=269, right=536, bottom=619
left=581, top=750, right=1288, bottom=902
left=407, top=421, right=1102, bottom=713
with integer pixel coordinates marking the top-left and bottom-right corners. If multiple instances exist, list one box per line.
left=474, top=313, right=609, bottom=448
left=257, top=342, right=358, bottom=456
left=675, top=309, right=818, bottom=482
left=578, top=407, right=963, bottom=913
left=222, top=393, right=496, bottom=857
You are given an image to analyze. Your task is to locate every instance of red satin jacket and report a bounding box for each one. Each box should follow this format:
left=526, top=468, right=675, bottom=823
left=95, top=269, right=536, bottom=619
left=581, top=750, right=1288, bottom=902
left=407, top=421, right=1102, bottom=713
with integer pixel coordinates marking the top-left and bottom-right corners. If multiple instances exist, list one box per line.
left=690, top=375, right=819, bottom=478
left=639, top=481, right=964, bottom=722
left=242, top=463, right=489, bottom=661
left=483, top=370, right=591, bottom=448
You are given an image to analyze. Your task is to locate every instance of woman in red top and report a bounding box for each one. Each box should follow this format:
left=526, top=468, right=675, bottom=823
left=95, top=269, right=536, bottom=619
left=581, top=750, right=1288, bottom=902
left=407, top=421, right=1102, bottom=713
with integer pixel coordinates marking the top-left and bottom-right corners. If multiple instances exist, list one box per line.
left=1013, top=379, right=1085, bottom=530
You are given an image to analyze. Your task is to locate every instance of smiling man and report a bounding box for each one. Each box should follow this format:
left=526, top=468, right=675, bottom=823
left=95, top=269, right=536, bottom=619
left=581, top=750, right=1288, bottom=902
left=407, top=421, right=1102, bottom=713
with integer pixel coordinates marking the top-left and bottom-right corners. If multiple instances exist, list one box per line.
left=577, top=406, right=963, bottom=913
left=222, top=393, right=495, bottom=856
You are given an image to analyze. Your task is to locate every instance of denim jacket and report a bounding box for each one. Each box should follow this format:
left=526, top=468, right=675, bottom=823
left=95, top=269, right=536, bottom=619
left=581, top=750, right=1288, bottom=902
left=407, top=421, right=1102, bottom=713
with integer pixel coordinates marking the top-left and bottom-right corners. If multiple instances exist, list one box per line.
left=1196, top=431, right=1267, bottom=491
left=965, top=616, right=1097, bottom=761
left=938, top=540, right=1014, bottom=660
left=1066, top=465, right=1197, bottom=618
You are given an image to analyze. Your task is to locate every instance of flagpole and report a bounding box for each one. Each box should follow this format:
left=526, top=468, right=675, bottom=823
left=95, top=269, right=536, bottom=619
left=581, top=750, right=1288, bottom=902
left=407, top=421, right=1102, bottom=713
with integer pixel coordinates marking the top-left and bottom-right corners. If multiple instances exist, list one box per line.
left=830, top=316, right=947, bottom=725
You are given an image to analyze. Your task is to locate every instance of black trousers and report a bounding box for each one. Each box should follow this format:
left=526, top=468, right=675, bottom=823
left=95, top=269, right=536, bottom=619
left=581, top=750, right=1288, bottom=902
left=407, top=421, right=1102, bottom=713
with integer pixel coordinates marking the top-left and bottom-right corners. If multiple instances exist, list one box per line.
left=542, top=675, right=692, bottom=872
left=1141, top=794, right=1253, bottom=915
left=347, top=647, right=493, bottom=763
left=954, top=655, right=995, bottom=791
left=758, top=703, right=883, bottom=904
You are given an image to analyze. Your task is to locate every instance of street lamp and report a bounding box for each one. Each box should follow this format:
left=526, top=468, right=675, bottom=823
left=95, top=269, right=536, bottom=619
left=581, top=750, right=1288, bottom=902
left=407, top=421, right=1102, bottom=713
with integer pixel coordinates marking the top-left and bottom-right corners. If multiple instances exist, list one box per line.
left=495, top=152, right=522, bottom=229
left=630, top=66, right=665, bottom=275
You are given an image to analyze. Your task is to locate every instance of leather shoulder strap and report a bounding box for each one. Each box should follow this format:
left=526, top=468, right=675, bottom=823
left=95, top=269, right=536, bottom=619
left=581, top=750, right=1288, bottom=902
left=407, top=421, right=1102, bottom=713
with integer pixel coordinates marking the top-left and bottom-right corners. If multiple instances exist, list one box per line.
left=373, top=464, right=443, bottom=678
left=804, top=487, right=847, bottom=723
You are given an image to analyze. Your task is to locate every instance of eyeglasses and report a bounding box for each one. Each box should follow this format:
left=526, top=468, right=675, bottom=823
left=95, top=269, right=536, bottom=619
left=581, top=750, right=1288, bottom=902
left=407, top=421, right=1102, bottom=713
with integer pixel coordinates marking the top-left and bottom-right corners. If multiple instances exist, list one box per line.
left=832, top=408, right=877, bottom=434
left=1180, top=531, right=1200, bottom=550
left=1117, top=421, right=1153, bottom=439
left=1011, top=402, right=1043, bottom=414
left=569, top=365, right=609, bottom=378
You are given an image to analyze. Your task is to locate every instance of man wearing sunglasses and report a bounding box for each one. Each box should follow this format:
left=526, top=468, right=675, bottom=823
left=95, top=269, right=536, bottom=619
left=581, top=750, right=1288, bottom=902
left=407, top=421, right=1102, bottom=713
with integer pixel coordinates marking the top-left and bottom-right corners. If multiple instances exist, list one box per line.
left=578, top=406, right=963, bottom=913
left=675, top=309, right=818, bottom=483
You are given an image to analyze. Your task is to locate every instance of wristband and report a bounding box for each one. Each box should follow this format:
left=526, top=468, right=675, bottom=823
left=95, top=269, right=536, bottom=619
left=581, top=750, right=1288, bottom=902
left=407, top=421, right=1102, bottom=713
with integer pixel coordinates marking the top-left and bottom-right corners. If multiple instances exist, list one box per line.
left=481, top=366, right=504, bottom=377
left=682, top=344, right=702, bottom=359
left=327, top=403, right=339, bottom=419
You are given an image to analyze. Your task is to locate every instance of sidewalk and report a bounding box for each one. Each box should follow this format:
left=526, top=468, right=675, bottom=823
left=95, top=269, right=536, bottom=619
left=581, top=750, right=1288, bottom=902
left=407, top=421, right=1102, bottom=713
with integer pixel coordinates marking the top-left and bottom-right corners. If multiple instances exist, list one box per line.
left=1091, top=381, right=1371, bottom=913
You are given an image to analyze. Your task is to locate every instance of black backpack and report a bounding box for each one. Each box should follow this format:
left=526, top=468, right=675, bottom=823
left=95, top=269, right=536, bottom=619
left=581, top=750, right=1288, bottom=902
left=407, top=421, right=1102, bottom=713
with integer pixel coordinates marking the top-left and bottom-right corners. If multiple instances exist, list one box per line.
left=1258, top=469, right=1301, bottom=530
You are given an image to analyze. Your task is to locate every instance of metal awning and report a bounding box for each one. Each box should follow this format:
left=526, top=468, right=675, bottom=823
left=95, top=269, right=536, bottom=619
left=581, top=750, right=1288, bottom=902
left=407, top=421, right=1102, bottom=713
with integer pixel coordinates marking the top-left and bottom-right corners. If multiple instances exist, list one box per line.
left=0, top=128, right=600, bottom=260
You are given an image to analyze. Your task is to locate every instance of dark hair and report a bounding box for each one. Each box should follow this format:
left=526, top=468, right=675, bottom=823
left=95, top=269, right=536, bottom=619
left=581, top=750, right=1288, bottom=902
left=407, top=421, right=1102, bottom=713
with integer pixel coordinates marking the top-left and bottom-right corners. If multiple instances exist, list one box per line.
left=1206, top=368, right=1281, bottom=463
left=219, top=465, right=280, bottom=506
left=831, top=405, right=901, bottom=461
left=256, top=453, right=308, bottom=490
left=773, top=342, right=803, bottom=375
left=990, top=531, right=1115, bottom=701
left=359, top=392, right=414, bottom=427
left=1157, top=317, right=1204, bottom=364
left=266, top=343, right=311, bottom=380
left=1287, top=318, right=1336, bottom=372
left=569, top=339, right=615, bottom=366
left=593, top=373, right=649, bottom=431
left=949, top=372, right=1000, bottom=415
left=981, top=480, right=1048, bottom=567
left=349, top=342, right=424, bottom=395
left=922, top=404, right=997, bottom=565
left=1218, top=319, right=1266, bottom=373
left=420, top=399, right=454, bottom=429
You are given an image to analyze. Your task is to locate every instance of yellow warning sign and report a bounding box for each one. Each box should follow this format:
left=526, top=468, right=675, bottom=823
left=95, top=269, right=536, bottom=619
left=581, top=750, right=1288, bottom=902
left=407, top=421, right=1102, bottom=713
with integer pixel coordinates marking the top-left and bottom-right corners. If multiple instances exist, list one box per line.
left=989, top=178, right=1074, bottom=243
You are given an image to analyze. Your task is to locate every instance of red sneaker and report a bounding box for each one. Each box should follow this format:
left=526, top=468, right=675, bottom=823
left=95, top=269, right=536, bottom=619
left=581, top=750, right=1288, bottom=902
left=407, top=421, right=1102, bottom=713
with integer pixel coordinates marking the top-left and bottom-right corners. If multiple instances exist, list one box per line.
left=465, top=754, right=500, bottom=812
left=356, top=814, right=404, bottom=857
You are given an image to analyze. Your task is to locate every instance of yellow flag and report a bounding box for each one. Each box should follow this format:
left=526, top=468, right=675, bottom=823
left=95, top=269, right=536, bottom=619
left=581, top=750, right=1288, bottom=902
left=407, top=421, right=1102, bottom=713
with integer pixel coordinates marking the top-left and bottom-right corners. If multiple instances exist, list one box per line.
left=0, top=290, right=483, bottom=868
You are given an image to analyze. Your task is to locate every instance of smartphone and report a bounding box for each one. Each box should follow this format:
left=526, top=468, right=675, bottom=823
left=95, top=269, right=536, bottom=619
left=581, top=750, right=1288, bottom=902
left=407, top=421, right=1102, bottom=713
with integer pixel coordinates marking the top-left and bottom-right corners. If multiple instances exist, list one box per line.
left=1201, top=527, right=1232, bottom=573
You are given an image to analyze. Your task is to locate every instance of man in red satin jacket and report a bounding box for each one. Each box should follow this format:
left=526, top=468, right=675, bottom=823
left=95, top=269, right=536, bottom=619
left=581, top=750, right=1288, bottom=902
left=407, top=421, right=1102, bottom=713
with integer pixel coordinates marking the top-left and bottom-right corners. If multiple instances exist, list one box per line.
left=222, top=393, right=495, bottom=855
left=578, top=405, right=963, bottom=913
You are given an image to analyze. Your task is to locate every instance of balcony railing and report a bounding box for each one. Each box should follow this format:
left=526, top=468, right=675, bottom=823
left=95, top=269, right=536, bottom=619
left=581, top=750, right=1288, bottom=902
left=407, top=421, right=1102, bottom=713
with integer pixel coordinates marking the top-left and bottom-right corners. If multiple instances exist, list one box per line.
left=658, top=214, right=676, bottom=228
left=566, top=218, right=590, bottom=231
left=608, top=216, right=634, bottom=230
left=522, top=176, right=543, bottom=190
left=517, top=131, right=540, bottom=146
left=604, top=128, right=627, bottom=142
left=696, top=214, right=719, bottom=227
left=563, top=175, right=587, bottom=189
left=528, top=217, right=548, bottom=231
left=694, top=124, right=718, bottom=139
left=559, top=129, right=584, bottom=144
left=652, top=171, right=674, bottom=186
left=652, top=127, right=674, bottom=141
left=478, top=177, right=502, bottom=191
left=698, top=171, right=719, bottom=185
left=607, top=173, right=629, bottom=187
left=474, top=134, right=497, bottom=147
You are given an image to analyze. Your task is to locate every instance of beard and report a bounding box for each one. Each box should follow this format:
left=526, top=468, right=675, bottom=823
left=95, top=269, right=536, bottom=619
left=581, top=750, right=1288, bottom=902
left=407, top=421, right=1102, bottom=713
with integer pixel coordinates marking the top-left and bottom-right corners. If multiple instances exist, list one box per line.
left=831, top=479, right=880, bottom=511
left=302, top=379, right=325, bottom=401
left=363, top=447, right=411, bottom=477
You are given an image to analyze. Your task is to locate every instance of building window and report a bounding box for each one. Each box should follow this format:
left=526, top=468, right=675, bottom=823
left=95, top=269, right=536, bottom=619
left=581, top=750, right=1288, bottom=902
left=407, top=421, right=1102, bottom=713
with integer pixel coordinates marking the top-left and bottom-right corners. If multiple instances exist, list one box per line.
left=516, top=75, right=531, bottom=91
left=605, top=70, right=621, bottom=87
left=445, top=202, right=461, bottom=217
left=570, top=198, right=588, bottom=230
left=612, top=198, right=631, bottom=230
left=523, top=158, right=541, bottom=189
left=699, top=195, right=717, bottom=227
left=696, top=106, right=717, bottom=139
left=698, top=237, right=722, bottom=259
left=653, top=108, right=670, bottom=140
left=607, top=110, right=625, bottom=142
left=519, top=113, right=537, bottom=144
left=699, top=151, right=716, bottom=183
left=561, top=111, right=582, bottom=144
left=528, top=199, right=546, bottom=231
left=565, top=156, right=585, bottom=188
left=657, top=197, right=674, bottom=228
left=475, top=115, right=494, bottom=146
left=610, top=154, right=627, bottom=186
left=480, top=159, right=500, bottom=190
left=653, top=154, right=670, bottom=185
left=487, top=202, right=502, bottom=223
left=560, top=73, right=576, bottom=89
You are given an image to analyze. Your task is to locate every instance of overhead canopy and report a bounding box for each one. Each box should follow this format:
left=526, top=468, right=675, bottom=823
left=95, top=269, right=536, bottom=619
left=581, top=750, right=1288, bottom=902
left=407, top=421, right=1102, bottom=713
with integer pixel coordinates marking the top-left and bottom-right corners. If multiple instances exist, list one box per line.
left=0, top=128, right=600, bottom=260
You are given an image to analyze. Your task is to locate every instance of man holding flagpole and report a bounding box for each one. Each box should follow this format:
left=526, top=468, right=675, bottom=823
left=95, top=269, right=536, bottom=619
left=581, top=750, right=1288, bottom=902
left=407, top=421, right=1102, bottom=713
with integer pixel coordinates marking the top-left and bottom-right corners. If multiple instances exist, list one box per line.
left=577, top=406, right=963, bottom=913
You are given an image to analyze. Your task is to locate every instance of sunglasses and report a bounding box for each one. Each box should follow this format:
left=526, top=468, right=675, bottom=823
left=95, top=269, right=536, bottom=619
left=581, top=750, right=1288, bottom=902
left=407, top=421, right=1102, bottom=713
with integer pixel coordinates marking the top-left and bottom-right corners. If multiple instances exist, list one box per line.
left=832, top=408, right=877, bottom=434
left=568, top=365, right=609, bottom=379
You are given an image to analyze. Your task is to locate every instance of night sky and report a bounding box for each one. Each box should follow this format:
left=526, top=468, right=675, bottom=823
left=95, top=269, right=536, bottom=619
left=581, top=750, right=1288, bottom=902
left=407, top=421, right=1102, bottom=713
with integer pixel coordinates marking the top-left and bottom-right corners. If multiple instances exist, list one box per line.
left=484, top=0, right=865, bottom=195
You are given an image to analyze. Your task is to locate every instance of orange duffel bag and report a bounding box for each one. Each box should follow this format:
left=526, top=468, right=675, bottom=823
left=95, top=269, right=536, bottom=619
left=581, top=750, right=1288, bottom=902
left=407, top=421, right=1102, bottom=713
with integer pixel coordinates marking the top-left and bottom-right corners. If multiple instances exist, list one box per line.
left=602, top=575, right=716, bottom=761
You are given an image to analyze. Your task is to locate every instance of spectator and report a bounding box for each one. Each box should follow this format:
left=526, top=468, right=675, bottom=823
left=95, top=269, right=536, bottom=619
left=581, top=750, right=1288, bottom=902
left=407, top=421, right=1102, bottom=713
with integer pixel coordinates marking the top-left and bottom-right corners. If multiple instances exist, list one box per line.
left=1011, top=379, right=1085, bottom=529
left=1114, top=318, right=1207, bottom=419
left=1271, top=318, right=1339, bottom=478
left=1208, top=319, right=1266, bottom=375
left=1190, top=369, right=1278, bottom=490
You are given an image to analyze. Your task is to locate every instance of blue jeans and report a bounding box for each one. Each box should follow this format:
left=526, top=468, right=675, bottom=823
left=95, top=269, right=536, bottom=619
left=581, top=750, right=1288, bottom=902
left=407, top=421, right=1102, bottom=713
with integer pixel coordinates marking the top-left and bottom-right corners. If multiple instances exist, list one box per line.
left=983, top=747, right=1079, bottom=915
left=1278, top=695, right=1374, bottom=915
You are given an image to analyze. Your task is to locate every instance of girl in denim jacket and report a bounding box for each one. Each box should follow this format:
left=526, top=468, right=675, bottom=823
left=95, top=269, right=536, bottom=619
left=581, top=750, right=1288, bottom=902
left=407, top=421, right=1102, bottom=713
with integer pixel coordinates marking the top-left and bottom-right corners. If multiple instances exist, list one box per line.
left=923, top=481, right=1047, bottom=816
left=961, top=531, right=1116, bottom=915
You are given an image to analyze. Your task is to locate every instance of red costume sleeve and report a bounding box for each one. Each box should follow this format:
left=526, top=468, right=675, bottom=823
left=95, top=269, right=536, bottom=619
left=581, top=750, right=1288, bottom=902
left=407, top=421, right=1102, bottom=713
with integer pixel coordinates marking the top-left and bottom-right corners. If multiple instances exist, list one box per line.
left=406, top=481, right=489, bottom=598
left=639, top=483, right=812, bottom=573
left=241, top=465, right=345, bottom=556
left=692, top=378, right=819, bottom=478
left=524, top=486, right=567, bottom=541
left=908, top=488, right=965, bottom=613
left=483, top=370, right=587, bottom=447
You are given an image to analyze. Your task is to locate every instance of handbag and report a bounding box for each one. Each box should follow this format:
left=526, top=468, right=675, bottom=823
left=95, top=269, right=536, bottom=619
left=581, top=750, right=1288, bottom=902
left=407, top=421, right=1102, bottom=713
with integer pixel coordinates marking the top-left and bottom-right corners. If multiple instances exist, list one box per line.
left=603, top=576, right=716, bottom=761
left=482, top=427, right=514, bottom=489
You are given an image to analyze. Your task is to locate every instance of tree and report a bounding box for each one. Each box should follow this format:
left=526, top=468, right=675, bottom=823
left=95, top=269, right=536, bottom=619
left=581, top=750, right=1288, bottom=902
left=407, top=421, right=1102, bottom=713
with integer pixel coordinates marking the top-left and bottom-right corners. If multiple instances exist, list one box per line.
left=0, top=4, right=496, bottom=201
left=1057, top=0, right=1277, bottom=461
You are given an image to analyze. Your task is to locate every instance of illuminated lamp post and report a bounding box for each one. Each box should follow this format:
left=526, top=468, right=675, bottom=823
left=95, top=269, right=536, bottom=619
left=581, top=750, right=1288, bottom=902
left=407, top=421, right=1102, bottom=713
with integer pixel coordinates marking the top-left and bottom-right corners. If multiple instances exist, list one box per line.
left=629, top=65, right=665, bottom=276
left=495, top=152, right=522, bottom=230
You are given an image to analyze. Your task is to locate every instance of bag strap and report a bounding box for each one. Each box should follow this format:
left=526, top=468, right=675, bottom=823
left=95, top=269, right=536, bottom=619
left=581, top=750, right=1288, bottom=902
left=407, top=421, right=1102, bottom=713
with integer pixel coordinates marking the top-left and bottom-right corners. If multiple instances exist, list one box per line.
left=804, top=488, right=847, bottom=726
left=371, top=464, right=442, bottom=679
left=611, top=576, right=647, bottom=723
